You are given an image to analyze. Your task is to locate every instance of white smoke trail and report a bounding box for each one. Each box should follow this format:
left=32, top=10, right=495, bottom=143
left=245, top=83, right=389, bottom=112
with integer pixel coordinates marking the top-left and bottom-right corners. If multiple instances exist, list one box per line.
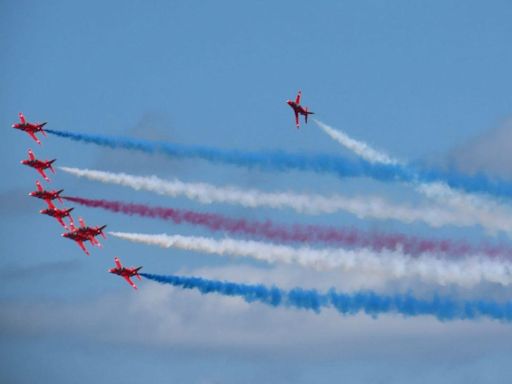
left=314, top=120, right=512, bottom=236
left=60, top=166, right=470, bottom=227
left=110, top=231, right=512, bottom=287
left=417, top=182, right=512, bottom=235
left=315, top=119, right=400, bottom=165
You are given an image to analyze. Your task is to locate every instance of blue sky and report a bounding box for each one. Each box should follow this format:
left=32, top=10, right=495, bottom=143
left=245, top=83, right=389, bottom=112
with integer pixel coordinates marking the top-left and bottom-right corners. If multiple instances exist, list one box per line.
left=1, top=1, right=512, bottom=383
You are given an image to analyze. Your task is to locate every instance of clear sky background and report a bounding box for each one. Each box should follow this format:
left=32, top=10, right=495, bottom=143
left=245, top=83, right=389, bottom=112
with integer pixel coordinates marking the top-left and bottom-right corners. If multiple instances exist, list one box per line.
left=1, top=1, right=512, bottom=383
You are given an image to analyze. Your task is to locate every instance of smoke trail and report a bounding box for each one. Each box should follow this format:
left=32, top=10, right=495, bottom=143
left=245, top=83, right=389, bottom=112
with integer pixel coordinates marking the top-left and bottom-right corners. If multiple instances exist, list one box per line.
left=140, top=272, right=512, bottom=322
left=59, top=166, right=512, bottom=234
left=315, top=119, right=400, bottom=165
left=47, top=128, right=410, bottom=182
left=67, top=195, right=511, bottom=258
left=47, top=128, right=512, bottom=198
left=110, top=232, right=512, bottom=286
left=315, top=120, right=512, bottom=236
left=417, top=182, right=512, bottom=236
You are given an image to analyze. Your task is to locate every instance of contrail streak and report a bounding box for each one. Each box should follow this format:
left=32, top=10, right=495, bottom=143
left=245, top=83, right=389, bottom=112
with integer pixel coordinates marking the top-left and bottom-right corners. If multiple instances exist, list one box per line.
left=140, top=272, right=512, bottom=322
left=47, top=128, right=512, bottom=198
left=59, top=166, right=512, bottom=234
left=111, top=232, right=512, bottom=287
left=67, top=195, right=511, bottom=258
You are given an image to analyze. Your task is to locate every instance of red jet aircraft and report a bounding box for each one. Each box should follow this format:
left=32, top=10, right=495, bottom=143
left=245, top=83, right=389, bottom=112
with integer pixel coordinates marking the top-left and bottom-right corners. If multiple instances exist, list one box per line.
left=12, top=113, right=47, bottom=144
left=29, top=181, right=64, bottom=208
left=40, top=207, right=74, bottom=229
left=76, top=217, right=107, bottom=243
left=286, top=90, right=314, bottom=128
left=21, top=149, right=56, bottom=182
left=109, top=257, right=143, bottom=290
left=62, top=217, right=107, bottom=255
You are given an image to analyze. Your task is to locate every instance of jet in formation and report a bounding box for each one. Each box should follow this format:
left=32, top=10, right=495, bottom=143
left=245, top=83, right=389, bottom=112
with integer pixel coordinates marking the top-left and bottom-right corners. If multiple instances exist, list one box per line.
left=286, top=90, right=314, bottom=128
left=12, top=113, right=47, bottom=144
left=109, top=257, right=143, bottom=289
left=21, top=149, right=56, bottom=182
left=29, top=181, right=64, bottom=207
left=40, top=207, right=74, bottom=229
left=62, top=217, right=107, bottom=255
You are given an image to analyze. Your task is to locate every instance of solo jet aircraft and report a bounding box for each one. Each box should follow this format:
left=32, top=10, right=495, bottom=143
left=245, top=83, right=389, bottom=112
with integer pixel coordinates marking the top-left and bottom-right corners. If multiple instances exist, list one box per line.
left=29, top=181, right=64, bottom=207
left=12, top=113, right=47, bottom=144
left=40, top=207, right=74, bottom=229
left=286, top=90, right=314, bottom=128
left=109, top=257, right=143, bottom=290
left=21, top=149, right=56, bottom=182
left=62, top=217, right=107, bottom=255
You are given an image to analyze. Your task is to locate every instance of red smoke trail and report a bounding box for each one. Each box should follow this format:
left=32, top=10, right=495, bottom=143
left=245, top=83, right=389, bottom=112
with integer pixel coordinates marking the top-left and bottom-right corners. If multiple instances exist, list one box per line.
left=64, top=196, right=511, bottom=258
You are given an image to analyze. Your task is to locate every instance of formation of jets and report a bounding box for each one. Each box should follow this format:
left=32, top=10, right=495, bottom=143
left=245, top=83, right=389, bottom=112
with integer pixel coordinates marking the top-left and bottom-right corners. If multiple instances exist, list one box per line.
left=10, top=113, right=138, bottom=286
left=12, top=94, right=313, bottom=289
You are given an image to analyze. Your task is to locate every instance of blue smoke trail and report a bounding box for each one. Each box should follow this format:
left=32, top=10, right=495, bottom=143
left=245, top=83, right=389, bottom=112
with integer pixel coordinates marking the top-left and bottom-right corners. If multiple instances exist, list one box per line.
left=140, top=273, right=512, bottom=322
left=46, top=129, right=512, bottom=198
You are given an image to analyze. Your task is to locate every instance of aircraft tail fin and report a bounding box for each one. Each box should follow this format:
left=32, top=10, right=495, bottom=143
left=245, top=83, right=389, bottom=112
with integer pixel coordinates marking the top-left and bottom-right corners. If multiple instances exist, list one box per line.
left=135, top=266, right=143, bottom=280
left=304, top=108, right=315, bottom=124
left=49, top=160, right=56, bottom=174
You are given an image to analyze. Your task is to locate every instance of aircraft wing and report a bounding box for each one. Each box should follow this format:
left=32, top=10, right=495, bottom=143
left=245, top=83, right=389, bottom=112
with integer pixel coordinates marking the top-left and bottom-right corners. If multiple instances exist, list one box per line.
left=295, top=111, right=299, bottom=128
left=28, top=132, right=41, bottom=144
left=45, top=199, right=56, bottom=209
left=56, top=217, right=67, bottom=229
left=79, top=217, right=86, bottom=228
left=28, top=149, right=35, bottom=160
left=76, top=240, right=90, bottom=256
left=295, top=90, right=301, bottom=104
left=36, top=181, right=43, bottom=192
left=90, top=236, right=102, bottom=247
left=37, top=169, right=49, bottom=181
left=19, top=113, right=26, bottom=124
left=114, top=257, right=122, bottom=269
left=123, top=276, right=137, bottom=289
